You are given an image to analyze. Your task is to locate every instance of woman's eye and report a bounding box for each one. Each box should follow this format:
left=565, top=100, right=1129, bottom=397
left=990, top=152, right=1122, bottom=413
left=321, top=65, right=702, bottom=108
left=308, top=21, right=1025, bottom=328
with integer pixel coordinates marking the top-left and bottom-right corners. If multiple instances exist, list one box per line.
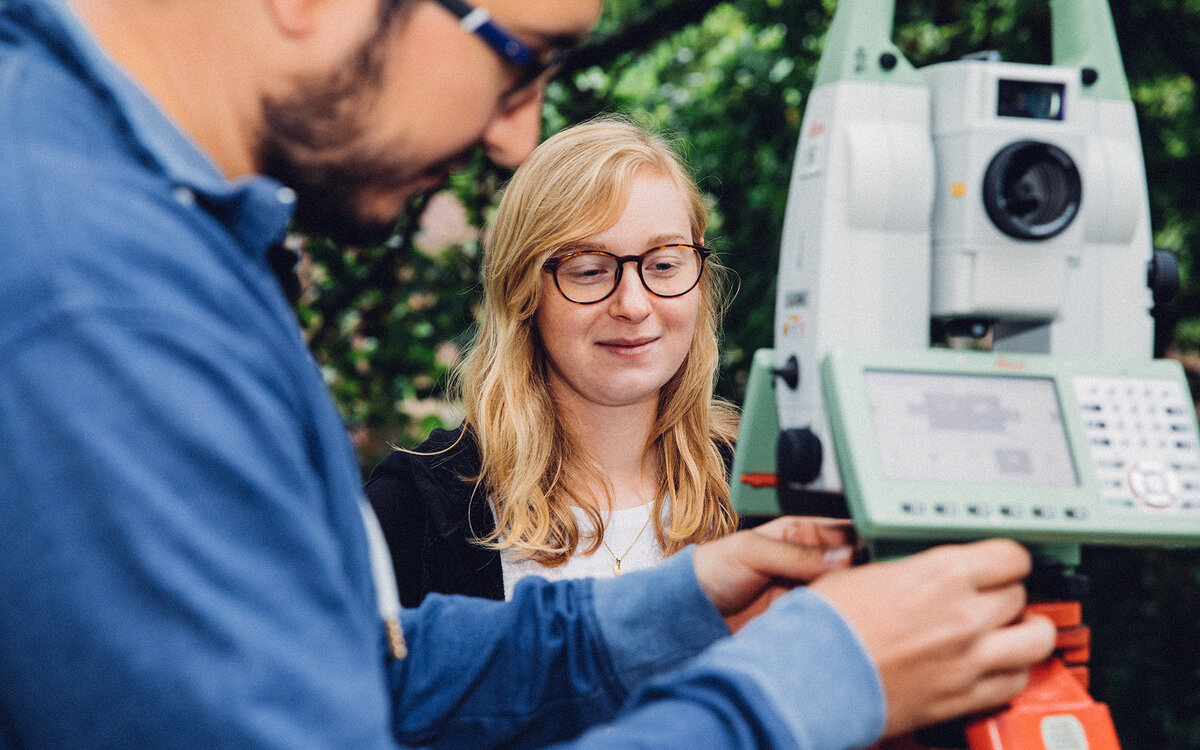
left=644, top=253, right=684, bottom=276
left=562, top=259, right=614, bottom=284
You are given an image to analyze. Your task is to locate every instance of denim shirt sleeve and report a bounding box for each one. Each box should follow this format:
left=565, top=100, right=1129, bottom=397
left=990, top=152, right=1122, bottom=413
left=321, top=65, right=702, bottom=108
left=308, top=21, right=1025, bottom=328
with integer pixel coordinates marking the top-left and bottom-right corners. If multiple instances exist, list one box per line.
left=388, top=549, right=724, bottom=748
left=588, top=547, right=731, bottom=690
left=391, top=547, right=885, bottom=750
left=549, top=587, right=887, bottom=750
left=583, top=551, right=886, bottom=750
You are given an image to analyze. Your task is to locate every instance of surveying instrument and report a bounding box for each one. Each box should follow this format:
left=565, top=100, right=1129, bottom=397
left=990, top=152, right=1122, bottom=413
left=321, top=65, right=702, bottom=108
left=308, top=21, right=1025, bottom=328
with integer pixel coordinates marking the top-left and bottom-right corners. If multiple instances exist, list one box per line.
left=729, top=1, right=1197, bottom=747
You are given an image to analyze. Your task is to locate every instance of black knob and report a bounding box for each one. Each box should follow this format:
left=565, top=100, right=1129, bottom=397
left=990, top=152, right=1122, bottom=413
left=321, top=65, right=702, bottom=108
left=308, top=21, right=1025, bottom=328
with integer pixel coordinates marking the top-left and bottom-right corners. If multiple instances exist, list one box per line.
left=773, top=355, right=800, bottom=390
left=777, top=427, right=823, bottom=486
left=1148, top=248, right=1180, bottom=308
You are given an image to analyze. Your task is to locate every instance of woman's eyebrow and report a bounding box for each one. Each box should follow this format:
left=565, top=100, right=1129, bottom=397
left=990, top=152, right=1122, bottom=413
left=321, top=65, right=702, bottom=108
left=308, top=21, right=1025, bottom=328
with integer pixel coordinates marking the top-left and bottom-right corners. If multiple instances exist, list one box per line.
left=645, top=233, right=691, bottom=247
left=558, top=235, right=692, bottom=255
left=552, top=241, right=605, bottom=256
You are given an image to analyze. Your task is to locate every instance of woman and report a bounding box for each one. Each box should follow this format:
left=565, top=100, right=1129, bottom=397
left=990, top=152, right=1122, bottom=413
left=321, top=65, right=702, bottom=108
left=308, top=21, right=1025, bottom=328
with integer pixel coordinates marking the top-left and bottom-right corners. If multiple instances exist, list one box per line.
left=366, top=117, right=739, bottom=605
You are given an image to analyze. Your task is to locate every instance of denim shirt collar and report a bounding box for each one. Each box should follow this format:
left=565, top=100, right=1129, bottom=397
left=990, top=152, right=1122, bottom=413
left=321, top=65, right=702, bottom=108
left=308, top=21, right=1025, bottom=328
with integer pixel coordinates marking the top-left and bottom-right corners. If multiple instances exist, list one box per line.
left=14, top=0, right=296, bottom=256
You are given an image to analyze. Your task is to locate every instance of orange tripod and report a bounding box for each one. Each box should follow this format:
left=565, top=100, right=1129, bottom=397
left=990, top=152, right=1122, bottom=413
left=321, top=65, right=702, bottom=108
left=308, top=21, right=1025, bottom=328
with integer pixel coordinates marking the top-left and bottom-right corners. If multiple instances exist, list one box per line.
left=963, top=600, right=1120, bottom=750
left=752, top=474, right=1126, bottom=750
left=880, top=600, right=1121, bottom=750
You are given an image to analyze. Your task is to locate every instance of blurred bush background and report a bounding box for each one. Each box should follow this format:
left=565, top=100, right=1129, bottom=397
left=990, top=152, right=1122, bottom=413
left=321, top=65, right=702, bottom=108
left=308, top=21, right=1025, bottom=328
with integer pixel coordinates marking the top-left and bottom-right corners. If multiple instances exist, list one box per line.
left=293, top=2, right=1199, bottom=746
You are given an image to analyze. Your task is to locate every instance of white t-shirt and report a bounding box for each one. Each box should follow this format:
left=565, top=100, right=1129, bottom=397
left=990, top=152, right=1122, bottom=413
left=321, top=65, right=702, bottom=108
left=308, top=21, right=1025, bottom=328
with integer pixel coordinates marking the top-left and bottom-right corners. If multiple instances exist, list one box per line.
left=500, top=501, right=667, bottom=601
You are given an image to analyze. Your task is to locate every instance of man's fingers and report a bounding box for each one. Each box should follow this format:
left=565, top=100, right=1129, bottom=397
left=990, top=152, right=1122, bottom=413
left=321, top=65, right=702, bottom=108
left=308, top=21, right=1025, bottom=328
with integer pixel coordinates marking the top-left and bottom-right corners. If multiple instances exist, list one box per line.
left=895, top=614, right=1057, bottom=732
left=969, top=581, right=1030, bottom=632
left=928, top=668, right=1035, bottom=728
left=693, top=524, right=853, bottom=621
left=974, top=613, right=1058, bottom=672
left=750, top=515, right=856, bottom=549
left=740, top=533, right=854, bottom=582
left=922, top=538, right=1033, bottom=591
left=737, top=517, right=856, bottom=583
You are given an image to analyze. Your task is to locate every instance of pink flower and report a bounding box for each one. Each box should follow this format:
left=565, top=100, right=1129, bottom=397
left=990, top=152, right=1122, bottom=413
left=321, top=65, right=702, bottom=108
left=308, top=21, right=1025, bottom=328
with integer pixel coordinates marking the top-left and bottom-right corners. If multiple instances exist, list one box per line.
left=434, top=341, right=462, bottom=368
left=414, top=191, right=479, bottom=257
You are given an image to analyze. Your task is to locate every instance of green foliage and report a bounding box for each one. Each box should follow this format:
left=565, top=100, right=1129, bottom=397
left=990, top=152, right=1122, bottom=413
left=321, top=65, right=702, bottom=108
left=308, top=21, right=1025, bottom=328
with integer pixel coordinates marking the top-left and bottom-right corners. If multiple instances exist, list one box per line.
left=545, top=0, right=1200, bottom=394
left=297, top=162, right=505, bottom=469
left=296, top=3, right=1200, bottom=743
left=1085, top=546, right=1200, bottom=749
left=547, top=3, right=827, bottom=397
left=301, top=0, right=1199, bottom=465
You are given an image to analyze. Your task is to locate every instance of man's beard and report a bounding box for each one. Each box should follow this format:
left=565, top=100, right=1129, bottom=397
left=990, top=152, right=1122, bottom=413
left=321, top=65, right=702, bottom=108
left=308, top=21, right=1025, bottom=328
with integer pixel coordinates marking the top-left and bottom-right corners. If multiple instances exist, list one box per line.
left=260, top=135, right=411, bottom=247
left=257, top=24, right=412, bottom=247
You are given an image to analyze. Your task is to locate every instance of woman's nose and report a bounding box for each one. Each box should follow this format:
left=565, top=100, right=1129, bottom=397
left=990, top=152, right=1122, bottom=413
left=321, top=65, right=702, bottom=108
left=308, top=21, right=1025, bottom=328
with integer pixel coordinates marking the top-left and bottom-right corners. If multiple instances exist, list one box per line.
left=607, top=265, right=653, bottom=321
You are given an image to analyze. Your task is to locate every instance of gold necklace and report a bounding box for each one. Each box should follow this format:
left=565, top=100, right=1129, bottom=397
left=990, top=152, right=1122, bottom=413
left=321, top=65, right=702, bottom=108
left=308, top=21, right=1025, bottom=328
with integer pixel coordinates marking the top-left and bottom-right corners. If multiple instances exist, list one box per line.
left=600, top=506, right=654, bottom=575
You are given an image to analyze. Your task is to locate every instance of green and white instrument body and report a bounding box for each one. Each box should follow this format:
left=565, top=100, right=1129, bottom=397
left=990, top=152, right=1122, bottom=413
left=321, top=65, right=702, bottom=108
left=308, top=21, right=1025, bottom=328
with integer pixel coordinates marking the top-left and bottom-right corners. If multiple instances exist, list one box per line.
left=822, top=347, right=1200, bottom=548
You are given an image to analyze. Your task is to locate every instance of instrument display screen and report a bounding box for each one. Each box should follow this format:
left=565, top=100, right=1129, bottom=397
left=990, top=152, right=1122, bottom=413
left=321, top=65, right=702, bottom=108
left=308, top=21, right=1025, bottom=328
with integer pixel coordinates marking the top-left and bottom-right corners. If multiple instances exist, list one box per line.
left=864, top=370, right=1078, bottom=487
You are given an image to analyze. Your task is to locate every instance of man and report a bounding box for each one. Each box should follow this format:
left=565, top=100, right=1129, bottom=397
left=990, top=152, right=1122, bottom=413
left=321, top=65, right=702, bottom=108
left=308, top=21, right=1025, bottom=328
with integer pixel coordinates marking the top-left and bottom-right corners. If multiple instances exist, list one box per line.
left=0, top=0, right=1055, bottom=748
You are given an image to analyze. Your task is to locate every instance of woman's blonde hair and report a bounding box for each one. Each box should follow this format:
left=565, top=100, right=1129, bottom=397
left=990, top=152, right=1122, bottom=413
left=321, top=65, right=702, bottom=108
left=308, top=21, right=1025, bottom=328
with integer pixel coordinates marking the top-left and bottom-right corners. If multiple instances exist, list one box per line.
left=456, top=115, right=739, bottom=565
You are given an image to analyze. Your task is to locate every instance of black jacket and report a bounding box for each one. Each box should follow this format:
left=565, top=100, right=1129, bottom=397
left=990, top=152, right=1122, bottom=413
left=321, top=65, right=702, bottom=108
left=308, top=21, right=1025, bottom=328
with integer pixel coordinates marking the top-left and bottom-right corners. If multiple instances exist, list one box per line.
left=365, top=427, right=504, bottom=607
left=366, top=425, right=737, bottom=608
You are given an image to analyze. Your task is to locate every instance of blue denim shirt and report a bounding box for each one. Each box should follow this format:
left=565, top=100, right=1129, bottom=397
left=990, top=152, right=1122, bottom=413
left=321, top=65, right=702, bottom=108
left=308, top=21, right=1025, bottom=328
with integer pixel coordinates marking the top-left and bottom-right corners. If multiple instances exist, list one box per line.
left=0, top=1, right=884, bottom=748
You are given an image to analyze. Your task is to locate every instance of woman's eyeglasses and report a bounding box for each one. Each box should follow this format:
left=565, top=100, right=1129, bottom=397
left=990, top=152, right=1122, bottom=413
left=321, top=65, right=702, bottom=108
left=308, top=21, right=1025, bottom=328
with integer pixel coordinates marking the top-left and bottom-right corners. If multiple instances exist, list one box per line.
left=542, top=244, right=711, bottom=305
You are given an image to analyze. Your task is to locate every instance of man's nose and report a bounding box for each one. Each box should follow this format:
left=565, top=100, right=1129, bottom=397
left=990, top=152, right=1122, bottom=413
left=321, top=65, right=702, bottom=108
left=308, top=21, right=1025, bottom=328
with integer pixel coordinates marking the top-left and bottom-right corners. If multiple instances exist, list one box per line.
left=481, top=87, right=546, bottom=168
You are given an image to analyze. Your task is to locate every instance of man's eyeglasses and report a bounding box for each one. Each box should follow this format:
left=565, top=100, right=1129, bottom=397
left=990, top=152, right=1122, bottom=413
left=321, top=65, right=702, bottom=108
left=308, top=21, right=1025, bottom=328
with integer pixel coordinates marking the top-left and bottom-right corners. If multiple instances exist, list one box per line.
left=543, top=245, right=712, bottom=305
left=430, top=0, right=568, bottom=104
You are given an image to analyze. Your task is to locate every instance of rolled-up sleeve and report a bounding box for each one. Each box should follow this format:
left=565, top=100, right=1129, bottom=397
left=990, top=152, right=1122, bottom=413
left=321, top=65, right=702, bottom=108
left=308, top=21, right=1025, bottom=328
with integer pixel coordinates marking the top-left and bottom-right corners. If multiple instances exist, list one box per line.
left=553, top=586, right=886, bottom=750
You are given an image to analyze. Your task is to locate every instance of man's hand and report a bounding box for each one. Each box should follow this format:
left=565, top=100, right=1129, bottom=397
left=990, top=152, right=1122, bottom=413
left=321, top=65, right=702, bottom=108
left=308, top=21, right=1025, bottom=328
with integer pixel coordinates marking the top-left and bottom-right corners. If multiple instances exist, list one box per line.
left=810, top=539, right=1057, bottom=736
left=693, top=516, right=855, bottom=632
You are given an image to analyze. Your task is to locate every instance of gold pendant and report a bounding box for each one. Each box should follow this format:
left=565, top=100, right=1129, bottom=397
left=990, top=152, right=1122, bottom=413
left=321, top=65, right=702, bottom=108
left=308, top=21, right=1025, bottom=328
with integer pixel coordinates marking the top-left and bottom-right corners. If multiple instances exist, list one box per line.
left=613, top=560, right=623, bottom=575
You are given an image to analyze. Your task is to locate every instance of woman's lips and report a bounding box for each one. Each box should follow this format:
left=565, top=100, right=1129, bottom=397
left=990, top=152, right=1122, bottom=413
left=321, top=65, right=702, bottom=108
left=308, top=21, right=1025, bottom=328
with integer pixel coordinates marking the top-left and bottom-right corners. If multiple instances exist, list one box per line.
left=597, top=337, right=658, bottom=355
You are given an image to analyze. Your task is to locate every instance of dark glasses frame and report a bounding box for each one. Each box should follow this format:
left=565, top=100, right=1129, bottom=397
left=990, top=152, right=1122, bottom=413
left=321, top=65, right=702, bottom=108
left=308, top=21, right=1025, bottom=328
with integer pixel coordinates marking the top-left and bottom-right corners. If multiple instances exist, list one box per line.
left=542, top=244, right=713, bottom=305
left=429, top=0, right=567, bottom=99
